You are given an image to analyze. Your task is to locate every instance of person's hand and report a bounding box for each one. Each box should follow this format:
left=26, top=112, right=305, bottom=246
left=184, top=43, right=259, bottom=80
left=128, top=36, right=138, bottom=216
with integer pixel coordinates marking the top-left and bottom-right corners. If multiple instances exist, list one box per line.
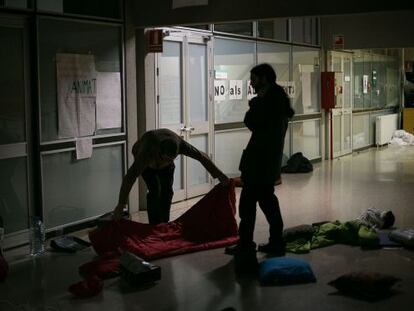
left=112, top=204, right=126, bottom=221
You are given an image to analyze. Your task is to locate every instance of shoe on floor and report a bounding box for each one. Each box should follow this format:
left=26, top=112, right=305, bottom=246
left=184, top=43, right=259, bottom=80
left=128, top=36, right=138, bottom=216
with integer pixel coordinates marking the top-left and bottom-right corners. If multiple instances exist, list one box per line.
left=225, top=244, right=256, bottom=256
left=257, top=243, right=285, bottom=256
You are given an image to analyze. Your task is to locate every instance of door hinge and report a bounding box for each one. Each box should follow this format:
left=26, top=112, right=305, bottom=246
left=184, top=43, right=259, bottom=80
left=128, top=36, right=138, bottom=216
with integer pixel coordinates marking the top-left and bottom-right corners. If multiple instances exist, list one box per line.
left=156, top=67, right=159, bottom=76
left=157, top=95, right=160, bottom=104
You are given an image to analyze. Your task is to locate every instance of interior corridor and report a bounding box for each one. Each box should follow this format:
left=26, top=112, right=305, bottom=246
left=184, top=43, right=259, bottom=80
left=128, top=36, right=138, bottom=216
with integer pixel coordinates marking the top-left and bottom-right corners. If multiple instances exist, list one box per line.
left=1, top=145, right=413, bottom=311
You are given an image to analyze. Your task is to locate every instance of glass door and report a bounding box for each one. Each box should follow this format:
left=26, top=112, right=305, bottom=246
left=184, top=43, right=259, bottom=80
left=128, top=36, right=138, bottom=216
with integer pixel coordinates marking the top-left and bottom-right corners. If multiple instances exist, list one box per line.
left=158, top=37, right=186, bottom=202
left=157, top=32, right=212, bottom=202
left=0, top=17, right=31, bottom=247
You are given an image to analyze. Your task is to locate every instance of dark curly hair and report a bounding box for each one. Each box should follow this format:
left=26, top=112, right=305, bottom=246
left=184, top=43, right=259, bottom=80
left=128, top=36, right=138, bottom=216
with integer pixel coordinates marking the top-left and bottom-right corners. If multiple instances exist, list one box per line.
left=250, top=63, right=277, bottom=83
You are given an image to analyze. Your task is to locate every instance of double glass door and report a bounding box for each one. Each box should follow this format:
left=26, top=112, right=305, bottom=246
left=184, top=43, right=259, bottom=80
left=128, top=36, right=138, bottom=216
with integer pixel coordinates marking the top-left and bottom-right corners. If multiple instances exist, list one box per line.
left=0, top=17, right=31, bottom=247
left=157, top=32, right=212, bottom=202
left=329, top=52, right=353, bottom=158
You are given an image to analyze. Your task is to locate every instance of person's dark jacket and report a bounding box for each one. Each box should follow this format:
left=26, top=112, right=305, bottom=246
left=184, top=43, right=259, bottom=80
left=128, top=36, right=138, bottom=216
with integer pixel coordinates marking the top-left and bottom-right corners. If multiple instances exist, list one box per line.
left=239, top=83, right=294, bottom=184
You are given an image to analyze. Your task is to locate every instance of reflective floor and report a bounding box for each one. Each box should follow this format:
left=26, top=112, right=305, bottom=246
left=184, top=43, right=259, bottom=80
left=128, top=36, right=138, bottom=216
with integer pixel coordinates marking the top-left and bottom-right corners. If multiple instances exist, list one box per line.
left=1, top=145, right=414, bottom=311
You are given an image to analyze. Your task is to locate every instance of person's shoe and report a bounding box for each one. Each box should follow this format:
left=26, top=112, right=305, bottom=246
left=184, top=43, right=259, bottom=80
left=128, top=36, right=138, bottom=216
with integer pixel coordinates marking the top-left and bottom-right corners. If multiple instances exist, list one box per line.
left=225, top=243, right=256, bottom=256
left=257, top=243, right=285, bottom=256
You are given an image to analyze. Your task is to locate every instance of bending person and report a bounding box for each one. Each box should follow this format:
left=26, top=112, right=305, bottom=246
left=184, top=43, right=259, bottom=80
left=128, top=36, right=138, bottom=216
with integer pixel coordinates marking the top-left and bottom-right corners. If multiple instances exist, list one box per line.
left=113, top=128, right=229, bottom=224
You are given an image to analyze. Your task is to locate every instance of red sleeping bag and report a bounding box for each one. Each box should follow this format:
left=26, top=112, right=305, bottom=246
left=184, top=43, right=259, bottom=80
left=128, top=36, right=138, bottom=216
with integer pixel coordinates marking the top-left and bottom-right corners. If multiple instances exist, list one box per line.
left=89, top=182, right=239, bottom=260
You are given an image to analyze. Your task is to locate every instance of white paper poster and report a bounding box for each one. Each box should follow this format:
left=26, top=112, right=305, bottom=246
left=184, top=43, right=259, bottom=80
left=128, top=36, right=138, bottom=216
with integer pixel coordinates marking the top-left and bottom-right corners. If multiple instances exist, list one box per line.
left=363, top=75, right=369, bottom=94
left=79, top=98, right=96, bottom=136
left=172, top=0, right=208, bottom=9
left=229, top=80, right=243, bottom=100
left=215, top=70, right=228, bottom=79
left=214, top=80, right=226, bottom=101
left=299, top=64, right=314, bottom=73
left=279, top=81, right=296, bottom=98
left=75, top=137, right=93, bottom=160
left=56, top=53, right=97, bottom=138
left=247, top=80, right=256, bottom=100
left=96, top=72, right=122, bottom=129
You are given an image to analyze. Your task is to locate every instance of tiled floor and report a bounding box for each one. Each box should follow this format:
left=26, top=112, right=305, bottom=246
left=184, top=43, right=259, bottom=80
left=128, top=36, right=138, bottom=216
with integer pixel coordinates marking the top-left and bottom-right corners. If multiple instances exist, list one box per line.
left=1, top=145, right=414, bottom=311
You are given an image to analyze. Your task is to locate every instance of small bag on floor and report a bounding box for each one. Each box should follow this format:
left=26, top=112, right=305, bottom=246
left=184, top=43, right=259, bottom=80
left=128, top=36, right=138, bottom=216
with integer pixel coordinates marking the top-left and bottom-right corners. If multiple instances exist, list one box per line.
left=120, top=251, right=161, bottom=286
left=50, top=235, right=91, bottom=253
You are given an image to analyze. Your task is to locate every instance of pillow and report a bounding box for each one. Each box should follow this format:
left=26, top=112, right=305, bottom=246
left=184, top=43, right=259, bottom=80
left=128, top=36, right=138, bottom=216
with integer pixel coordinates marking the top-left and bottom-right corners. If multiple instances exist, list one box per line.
left=328, top=272, right=401, bottom=300
left=259, top=257, right=316, bottom=286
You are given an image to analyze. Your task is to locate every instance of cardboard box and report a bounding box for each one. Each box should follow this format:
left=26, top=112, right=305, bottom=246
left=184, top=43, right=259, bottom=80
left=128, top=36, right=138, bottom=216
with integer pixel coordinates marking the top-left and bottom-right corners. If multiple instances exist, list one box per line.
left=403, top=108, right=414, bottom=135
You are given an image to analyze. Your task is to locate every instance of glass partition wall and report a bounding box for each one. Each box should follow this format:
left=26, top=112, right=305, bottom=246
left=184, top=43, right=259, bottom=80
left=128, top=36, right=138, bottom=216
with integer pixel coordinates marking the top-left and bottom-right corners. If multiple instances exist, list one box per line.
left=0, top=18, right=31, bottom=246
left=0, top=0, right=125, bottom=247
left=351, top=49, right=401, bottom=151
left=38, top=16, right=125, bottom=230
left=212, top=19, right=322, bottom=180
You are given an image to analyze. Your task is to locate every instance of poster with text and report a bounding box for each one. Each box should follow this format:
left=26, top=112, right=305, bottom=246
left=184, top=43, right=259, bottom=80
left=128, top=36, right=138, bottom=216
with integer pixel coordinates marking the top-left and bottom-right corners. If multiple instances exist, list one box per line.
left=96, top=72, right=122, bottom=129
left=247, top=80, right=256, bottom=100
left=214, top=80, right=226, bottom=101
left=229, top=80, right=243, bottom=100
left=56, top=53, right=97, bottom=138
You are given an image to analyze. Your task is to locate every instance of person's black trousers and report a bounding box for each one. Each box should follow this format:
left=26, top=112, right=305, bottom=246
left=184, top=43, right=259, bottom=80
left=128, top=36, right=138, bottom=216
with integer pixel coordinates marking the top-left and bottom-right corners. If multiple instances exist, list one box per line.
left=238, top=183, right=284, bottom=250
left=142, top=163, right=175, bottom=224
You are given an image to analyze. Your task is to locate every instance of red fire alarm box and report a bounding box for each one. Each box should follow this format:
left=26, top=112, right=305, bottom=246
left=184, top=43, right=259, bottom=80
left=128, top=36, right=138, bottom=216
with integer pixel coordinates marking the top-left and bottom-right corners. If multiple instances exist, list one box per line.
left=147, top=29, right=163, bottom=53
left=321, top=72, right=343, bottom=109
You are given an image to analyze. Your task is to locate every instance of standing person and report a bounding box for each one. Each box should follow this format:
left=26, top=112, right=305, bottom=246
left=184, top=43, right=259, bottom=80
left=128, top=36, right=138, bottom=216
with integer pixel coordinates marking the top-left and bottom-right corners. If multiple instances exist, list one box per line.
left=113, top=128, right=229, bottom=224
left=227, top=64, right=294, bottom=269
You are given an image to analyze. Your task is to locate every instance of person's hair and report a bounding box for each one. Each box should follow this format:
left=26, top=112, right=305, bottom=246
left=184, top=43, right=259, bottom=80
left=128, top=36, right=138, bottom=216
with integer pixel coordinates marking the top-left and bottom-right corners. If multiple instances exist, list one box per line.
left=160, top=139, right=178, bottom=157
left=250, top=63, right=277, bottom=83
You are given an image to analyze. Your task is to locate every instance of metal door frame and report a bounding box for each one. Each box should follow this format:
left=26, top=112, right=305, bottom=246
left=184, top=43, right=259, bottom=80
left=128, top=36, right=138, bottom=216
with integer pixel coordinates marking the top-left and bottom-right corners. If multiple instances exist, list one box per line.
left=328, top=51, right=353, bottom=158
left=0, top=15, right=32, bottom=248
left=156, top=29, right=213, bottom=202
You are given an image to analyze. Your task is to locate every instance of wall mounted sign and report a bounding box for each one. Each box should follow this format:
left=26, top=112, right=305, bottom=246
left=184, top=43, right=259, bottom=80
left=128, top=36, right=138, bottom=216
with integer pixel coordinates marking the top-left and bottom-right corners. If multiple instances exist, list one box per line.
left=147, top=29, right=163, bottom=53
left=214, top=80, right=226, bottom=101
left=333, top=34, right=344, bottom=50
left=56, top=53, right=96, bottom=138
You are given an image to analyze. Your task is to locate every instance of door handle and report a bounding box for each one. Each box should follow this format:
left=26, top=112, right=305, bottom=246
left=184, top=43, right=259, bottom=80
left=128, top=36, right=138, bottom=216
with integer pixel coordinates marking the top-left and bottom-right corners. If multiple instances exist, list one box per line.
left=179, top=126, right=195, bottom=132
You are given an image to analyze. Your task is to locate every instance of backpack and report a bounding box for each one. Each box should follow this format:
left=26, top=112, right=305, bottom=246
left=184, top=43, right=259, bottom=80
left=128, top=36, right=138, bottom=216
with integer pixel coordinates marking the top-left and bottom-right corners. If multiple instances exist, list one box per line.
left=281, top=152, right=313, bottom=173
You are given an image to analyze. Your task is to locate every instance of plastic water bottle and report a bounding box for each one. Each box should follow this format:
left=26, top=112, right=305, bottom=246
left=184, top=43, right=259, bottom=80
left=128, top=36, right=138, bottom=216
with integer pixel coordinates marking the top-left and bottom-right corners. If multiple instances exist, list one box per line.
left=30, top=217, right=45, bottom=256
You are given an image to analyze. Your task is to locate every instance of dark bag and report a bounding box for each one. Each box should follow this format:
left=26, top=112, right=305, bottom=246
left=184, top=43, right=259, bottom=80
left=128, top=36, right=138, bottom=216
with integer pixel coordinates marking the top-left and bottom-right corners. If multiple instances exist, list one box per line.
left=281, top=152, right=313, bottom=173
left=120, top=251, right=161, bottom=286
left=50, top=235, right=91, bottom=253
